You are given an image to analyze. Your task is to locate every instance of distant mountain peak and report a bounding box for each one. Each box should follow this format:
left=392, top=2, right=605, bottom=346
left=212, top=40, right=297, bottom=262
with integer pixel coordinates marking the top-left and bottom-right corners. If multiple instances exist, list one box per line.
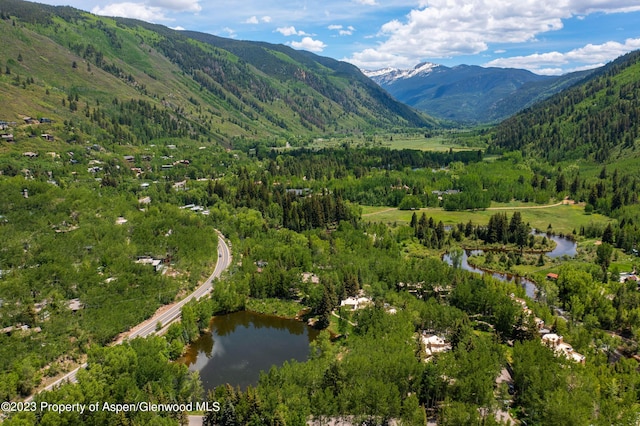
left=411, top=62, right=441, bottom=75
left=363, top=62, right=442, bottom=84
left=365, top=61, right=595, bottom=124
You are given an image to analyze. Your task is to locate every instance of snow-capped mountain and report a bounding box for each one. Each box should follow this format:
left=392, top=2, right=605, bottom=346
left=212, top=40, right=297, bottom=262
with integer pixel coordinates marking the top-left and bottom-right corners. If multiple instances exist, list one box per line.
left=362, top=62, right=442, bottom=85
left=363, top=63, right=594, bottom=124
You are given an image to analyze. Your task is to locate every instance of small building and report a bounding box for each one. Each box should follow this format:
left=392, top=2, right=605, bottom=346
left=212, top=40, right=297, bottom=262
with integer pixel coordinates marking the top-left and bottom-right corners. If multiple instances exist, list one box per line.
left=67, top=298, right=84, bottom=312
left=287, top=188, right=311, bottom=196
left=546, top=273, right=559, bottom=281
left=542, top=333, right=562, bottom=346
left=41, top=133, right=54, bottom=141
left=173, top=180, right=187, bottom=190
left=384, top=303, right=397, bottom=315
left=138, top=196, right=151, bottom=205
left=23, top=151, right=38, bottom=158
left=339, top=296, right=372, bottom=311
left=421, top=333, right=452, bottom=359
left=115, top=216, right=128, bottom=225
left=301, top=272, right=320, bottom=284
left=135, top=256, right=164, bottom=273
left=431, top=189, right=461, bottom=200
left=1, top=133, right=14, bottom=142
left=542, top=333, right=585, bottom=364
left=123, top=155, right=135, bottom=162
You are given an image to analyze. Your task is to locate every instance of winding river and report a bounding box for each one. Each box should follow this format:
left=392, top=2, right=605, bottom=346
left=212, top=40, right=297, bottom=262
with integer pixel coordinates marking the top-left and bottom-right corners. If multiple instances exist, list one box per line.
left=443, top=232, right=577, bottom=298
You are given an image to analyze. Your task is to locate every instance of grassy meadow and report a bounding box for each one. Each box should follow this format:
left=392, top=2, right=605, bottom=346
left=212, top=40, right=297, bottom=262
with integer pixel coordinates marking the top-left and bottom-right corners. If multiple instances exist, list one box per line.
left=361, top=202, right=612, bottom=235
left=307, top=132, right=486, bottom=151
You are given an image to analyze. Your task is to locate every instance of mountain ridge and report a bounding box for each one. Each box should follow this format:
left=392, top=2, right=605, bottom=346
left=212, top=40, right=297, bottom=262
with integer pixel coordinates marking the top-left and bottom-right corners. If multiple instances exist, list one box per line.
left=492, top=49, right=640, bottom=163
left=363, top=62, right=443, bottom=85
left=0, top=0, right=436, bottom=151
left=365, top=62, right=595, bottom=124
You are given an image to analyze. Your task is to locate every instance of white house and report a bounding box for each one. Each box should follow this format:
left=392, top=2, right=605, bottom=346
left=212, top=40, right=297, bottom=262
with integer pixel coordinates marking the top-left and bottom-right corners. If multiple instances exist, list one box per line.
left=421, top=333, right=451, bottom=359
left=542, top=333, right=585, bottom=364
left=339, top=296, right=372, bottom=311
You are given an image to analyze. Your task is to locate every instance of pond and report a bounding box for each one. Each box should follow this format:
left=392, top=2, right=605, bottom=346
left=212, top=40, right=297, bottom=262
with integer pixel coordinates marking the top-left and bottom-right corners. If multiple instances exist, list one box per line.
left=180, top=310, right=319, bottom=391
left=533, top=230, right=577, bottom=258
left=443, top=233, right=577, bottom=298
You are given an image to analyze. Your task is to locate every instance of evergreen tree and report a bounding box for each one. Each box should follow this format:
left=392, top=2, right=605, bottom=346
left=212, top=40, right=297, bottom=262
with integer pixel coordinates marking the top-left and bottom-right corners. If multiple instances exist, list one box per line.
left=602, top=223, right=614, bottom=244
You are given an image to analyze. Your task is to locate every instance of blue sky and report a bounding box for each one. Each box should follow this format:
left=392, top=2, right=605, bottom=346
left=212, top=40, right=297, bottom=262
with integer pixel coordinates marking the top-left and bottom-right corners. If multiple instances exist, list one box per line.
left=35, top=0, right=640, bottom=75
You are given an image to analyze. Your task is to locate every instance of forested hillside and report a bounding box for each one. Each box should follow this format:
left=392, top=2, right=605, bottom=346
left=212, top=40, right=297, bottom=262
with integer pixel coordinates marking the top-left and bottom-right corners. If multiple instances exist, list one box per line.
left=366, top=63, right=592, bottom=124
left=3, top=1, right=640, bottom=425
left=0, top=0, right=434, bottom=151
left=493, top=50, right=640, bottom=163
left=488, top=50, right=640, bottom=292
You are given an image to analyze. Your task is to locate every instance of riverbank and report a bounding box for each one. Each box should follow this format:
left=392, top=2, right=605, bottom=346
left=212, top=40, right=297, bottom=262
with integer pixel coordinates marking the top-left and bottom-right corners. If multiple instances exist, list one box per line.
left=245, top=297, right=309, bottom=319
left=244, top=298, right=346, bottom=336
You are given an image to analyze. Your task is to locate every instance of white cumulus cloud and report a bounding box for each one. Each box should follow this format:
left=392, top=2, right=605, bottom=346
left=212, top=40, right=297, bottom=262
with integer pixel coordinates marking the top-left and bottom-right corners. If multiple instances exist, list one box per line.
left=328, top=24, right=355, bottom=36
left=290, top=37, right=327, bottom=52
left=220, top=27, right=237, bottom=38
left=245, top=15, right=271, bottom=24
left=276, top=26, right=308, bottom=36
left=348, top=0, right=640, bottom=68
left=91, top=0, right=202, bottom=21
left=92, top=3, right=170, bottom=21
left=147, top=0, right=201, bottom=12
left=484, top=38, right=640, bottom=74
left=347, top=48, right=415, bottom=70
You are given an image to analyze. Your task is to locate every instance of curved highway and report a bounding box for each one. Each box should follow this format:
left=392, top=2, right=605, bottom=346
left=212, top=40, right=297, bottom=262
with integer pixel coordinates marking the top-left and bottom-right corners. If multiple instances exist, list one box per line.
left=28, top=232, right=232, bottom=396
left=129, top=233, right=232, bottom=338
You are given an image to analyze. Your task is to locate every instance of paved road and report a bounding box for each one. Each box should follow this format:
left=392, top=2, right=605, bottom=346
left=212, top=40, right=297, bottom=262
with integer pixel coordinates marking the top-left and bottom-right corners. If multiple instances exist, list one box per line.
left=129, top=233, right=232, bottom=339
left=26, top=233, right=232, bottom=397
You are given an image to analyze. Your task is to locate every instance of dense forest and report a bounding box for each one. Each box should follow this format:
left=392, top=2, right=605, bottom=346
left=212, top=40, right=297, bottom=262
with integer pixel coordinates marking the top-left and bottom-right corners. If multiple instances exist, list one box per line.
left=2, top=1, right=640, bottom=425
left=3, top=132, right=640, bottom=424
left=493, top=50, right=640, bottom=163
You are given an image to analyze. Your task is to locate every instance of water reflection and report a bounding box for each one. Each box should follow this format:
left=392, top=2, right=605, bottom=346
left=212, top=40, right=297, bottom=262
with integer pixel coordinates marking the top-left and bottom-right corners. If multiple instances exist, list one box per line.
left=443, top=250, right=536, bottom=297
left=443, top=233, right=577, bottom=298
left=532, top=230, right=577, bottom=258
left=181, top=310, right=319, bottom=391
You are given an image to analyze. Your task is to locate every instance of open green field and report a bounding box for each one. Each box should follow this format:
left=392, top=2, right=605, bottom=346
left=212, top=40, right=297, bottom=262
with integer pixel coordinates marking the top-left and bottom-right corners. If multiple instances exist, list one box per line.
left=361, top=203, right=613, bottom=234
left=375, top=135, right=472, bottom=151
left=307, top=133, right=482, bottom=152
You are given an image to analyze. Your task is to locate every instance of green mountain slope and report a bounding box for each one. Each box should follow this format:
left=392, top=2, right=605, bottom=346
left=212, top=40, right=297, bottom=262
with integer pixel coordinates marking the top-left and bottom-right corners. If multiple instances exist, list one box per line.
left=492, top=50, right=640, bottom=163
left=367, top=63, right=593, bottom=124
left=0, top=0, right=435, bottom=150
